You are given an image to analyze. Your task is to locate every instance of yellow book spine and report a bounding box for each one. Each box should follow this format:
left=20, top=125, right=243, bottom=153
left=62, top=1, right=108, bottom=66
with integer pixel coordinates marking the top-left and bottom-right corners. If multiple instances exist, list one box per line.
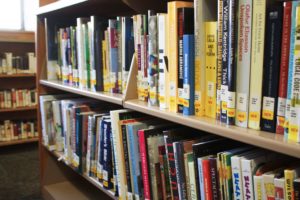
left=205, top=22, right=217, bottom=118
left=168, top=1, right=193, bottom=113
left=284, top=170, right=295, bottom=200
left=248, top=0, right=266, bottom=130
left=194, top=0, right=206, bottom=116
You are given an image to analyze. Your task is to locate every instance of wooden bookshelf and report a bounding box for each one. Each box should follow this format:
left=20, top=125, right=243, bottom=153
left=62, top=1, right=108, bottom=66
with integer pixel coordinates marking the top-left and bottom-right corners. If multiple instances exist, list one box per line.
left=0, top=138, right=38, bottom=147
left=0, top=106, right=37, bottom=113
left=0, top=73, right=36, bottom=78
left=40, top=80, right=123, bottom=105
left=0, top=31, right=35, bottom=43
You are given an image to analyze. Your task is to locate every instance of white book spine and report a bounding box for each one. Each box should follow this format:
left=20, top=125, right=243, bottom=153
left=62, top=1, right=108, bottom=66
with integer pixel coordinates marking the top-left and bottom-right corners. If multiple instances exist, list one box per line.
left=241, top=159, right=255, bottom=200
left=197, top=157, right=205, bottom=200
left=231, top=156, right=244, bottom=200
left=236, top=0, right=252, bottom=128
left=274, top=178, right=285, bottom=200
left=253, top=175, right=265, bottom=200
left=188, top=160, right=197, bottom=200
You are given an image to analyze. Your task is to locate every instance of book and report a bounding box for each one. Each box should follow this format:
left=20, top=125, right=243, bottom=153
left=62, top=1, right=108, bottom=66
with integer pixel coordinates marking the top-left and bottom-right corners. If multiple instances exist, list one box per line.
left=204, top=21, right=217, bottom=118
left=263, top=168, right=285, bottom=200
left=167, top=1, right=193, bottom=113
left=159, top=145, right=171, bottom=200
left=274, top=177, right=285, bottom=200
left=248, top=0, right=266, bottom=130
left=285, top=167, right=300, bottom=200
left=108, top=19, right=119, bottom=94
left=148, top=10, right=159, bottom=106
left=294, top=179, right=300, bottom=200
left=209, top=156, right=219, bottom=200
left=276, top=2, right=292, bottom=135
left=158, top=13, right=169, bottom=110
left=261, top=5, right=283, bottom=133
left=235, top=0, right=252, bottom=128
left=182, top=8, right=195, bottom=116
left=198, top=156, right=213, bottom=200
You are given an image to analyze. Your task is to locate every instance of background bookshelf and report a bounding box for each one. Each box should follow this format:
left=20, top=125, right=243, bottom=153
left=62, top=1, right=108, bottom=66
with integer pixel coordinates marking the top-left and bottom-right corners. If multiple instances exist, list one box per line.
left=37, top=0, right=300, bottom=199
left=0, top=30, right=38, bottom=145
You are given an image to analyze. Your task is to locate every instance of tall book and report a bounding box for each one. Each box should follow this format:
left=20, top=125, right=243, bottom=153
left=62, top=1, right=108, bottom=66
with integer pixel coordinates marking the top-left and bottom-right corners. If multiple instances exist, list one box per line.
left=167, top=1, right=193, bottom=113
left=108, top=19, right=119, bottom=94
left=158, top=13, right=169, bottom=110
left=274, top=177, right=285, bottom=200
left=261, top=5, right=283, bottom=133
left=235, top=0, right=252, bottom=128
left=204, top=21, right=217, bottom=118
left=276, top=2, right=292, bottom=134
left=284, top=167, right=300, bottom=200
left=181, top=7, right=195, bottom=116
left=248, top=0, right=266, bottom=130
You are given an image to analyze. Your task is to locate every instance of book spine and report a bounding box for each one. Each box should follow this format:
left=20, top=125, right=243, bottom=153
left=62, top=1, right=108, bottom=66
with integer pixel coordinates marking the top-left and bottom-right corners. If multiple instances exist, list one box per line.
left=276, top=2, right=292, bottom=134
left=248, top=0, right=266, bottom=130
left=226, top=0, right=238, bottom=125
left=108, top=20, right=119, bottom=94
left=221, top=0, right=229, bottom=123
left=202, top=159, right=213, bottom=200
left=263, top=174, right=276, bottom=200
left=284, top=2, right=298, bottom=138
left=86, top=116, right=92, bottom=176
left=183, top=34, right=195, bottom=116
left=209, top=158, right=219, bottom=200
left=289, top=5, right=300, bottom=142
left=103, top=121, right=113, bottom=189
left=165, top=136, right=179, bottom=200
left=216, top=0, right=223, bottom=120
left=274, top=178, right=285, bottom=200
left=261, top=6, right=283, bottom=133
left=83, top=24, right=91, bottom=89
left=294, top=180, right=300, bottom=200
left=159, top=147, right=168, bottom=200
left=241, top=160, right=254, bottom=200
left=235, top=0, right=252, bottom=128
left=188, top=159, right=197, bottom=200
left=117, top=18, right=122, bottom=94
left=197, top=157, right=205, bottom=200
left=231, top=156, right=243, bottom=200
left=284, top=170, right=295, bottom=200
left=194, top=0, right=206, bottom=117
left=253, top=176, right=263, bottom=200
left=158, top=13, right=169, bottom=110
left=204, top=22, right=217, bottom=118
left=174, top=142, right=185, bottom=200
left=178, top=8, right=185, bottom=113
left=121, top=125, right=132, bottom=198
left=148, top=11, right=159, bottom=106
left=217, top=153, right=225, bottom=199
left=138, top=130, right=151, bottom=200
left=74, top=111, right=82, bottom=172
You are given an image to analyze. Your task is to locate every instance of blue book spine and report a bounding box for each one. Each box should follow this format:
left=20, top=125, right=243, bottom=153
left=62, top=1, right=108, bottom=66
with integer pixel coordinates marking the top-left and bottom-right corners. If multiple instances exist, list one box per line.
left=183, top=34, right=195, bottom=116
left=109, top=20, right=119, bottom=94
left=285, top=1, right=299, bottom=138
left=103, top=120, right=113, bottom=189
left=99, top=118, right=105, bottom=182
left=75, top=109, right=82, bottom=173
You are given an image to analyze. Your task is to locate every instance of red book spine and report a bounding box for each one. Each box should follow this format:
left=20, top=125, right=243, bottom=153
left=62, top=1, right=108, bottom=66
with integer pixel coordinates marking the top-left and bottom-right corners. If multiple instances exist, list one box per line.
left=202, top=159, right=213, bottom=200
left=276, top=1, right=292, bottom=134
left=138, top=130, right=151, bottom=200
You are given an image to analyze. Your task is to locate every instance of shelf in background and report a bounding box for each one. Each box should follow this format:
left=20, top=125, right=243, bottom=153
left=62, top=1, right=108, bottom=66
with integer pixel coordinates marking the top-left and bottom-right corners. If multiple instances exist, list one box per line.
left=0, top=106, right=37, bottom=113
left=37, top=0, right=133, bottom=17
left=40, top=80, right=123, bottom=105
left=0, top=31, right=35, bottom=43
left=0, top=137, right=39, bottom=147
left=124, top=99, right=300, bottom=159
left=43, top=145, right=116, bottom=200
left=0, top=73, right=36, bottom=78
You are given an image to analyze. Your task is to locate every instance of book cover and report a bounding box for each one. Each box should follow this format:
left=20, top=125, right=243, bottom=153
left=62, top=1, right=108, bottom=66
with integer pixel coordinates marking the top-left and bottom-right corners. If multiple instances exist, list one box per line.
left=184, top=152, right=192, bottom=200
left=108, top=19, right=119, bottom=94
left=294, top=179, right=300, bottom=200
left=159, top=145, right=171, bottom=200
left=285, top=167, right=300, bottom=200
left=276, top=2, right=292, bottom=134
left=167, top=1, right=193, bottom=113
left=202, top=157, right=213, bottom=200
left=182, top=8, right=195, bottom=116
left=148, top=10, right=159, bottom=106
left=261, top=5, right=283, bottom=133
left=274, top=177, right=285, bottom=200
left=102, top=119, right=113, bottom=189
left=205, top=21, right=217, bottom=118
left=263, top=168, right=285, bottom=200
left=248, top=0, right=266, bottom=130
left=209, top=157, right=219, bottom=200
left=235, top=0, right=252, bottom=128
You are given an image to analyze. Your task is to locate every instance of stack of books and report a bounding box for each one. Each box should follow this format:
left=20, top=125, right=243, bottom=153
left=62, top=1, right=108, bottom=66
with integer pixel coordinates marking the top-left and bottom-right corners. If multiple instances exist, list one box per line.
left=0, top=52, right=36, bottom=74
left=0, top=89, right=37, bottom=109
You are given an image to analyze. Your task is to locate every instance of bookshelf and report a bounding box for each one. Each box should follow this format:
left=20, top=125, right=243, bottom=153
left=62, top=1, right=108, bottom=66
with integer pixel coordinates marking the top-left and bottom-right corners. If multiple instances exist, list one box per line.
left=0, top=30, right=38, bottom=144
left=36, top=0, right=300, bottom=199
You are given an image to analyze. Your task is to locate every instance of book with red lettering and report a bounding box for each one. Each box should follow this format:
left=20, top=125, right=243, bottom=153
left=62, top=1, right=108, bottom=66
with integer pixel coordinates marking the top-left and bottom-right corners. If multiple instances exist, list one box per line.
left=276, top=1, right=292, bottom=135
left=138, top=124, right=174, bottom=200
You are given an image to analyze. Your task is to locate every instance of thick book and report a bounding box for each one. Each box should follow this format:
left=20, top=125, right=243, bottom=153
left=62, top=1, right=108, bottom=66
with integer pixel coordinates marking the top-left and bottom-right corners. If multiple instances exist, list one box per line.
left=284, top=167, right=300, bottom=200
left=182, top=9, right=195, bottom=116
left=248, top=0, right=266, bottom=130
left=261, top=5, right=283, bottom=133
left=204, top=21, right=217, bottom=118
left=202, top=157, right=213, bottom=200
left=148, top=10, right=159, bottom=106
left=158, top=13, right=169, bottom=110
left=235, top=0, right=252, bottom=128
left=276, top=2, right=292, bottom=134
left=167, top=1, right=193, bottom=113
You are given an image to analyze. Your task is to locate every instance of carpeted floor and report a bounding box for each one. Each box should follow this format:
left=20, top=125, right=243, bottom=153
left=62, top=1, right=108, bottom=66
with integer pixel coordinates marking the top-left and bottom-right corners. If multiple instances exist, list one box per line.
left=0, top=142, right=43, bottom=200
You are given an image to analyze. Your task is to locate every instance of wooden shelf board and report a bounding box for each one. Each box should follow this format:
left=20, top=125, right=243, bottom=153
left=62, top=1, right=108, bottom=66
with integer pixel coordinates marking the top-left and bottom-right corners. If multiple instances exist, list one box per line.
left=0, top=31, right=35, bottom=43
left=0, top=137, right=38, bottom=147
left=40, top=80, right=123, bottom=105
left=0, top=106, right=37, bottom=113
left=124, top=99, right=300, bottom=158
left=43, top=145, right=117, bottom=200
left=37, top=0, right=88, bottom=15
left=0, top=73, right=36, bottom=78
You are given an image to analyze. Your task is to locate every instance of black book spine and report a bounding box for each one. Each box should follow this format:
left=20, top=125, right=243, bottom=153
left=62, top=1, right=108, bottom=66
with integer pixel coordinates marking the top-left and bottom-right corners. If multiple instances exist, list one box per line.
left=209, top=157, right=220, bottom=200
left=75, top=110, right=82, bottom=173
left=221, top=0, right=229, bottom=123
left=227, top=0, right=238, bottom=125
left=174, top=142, right=188, bottom=200
left=261, top=5, right=283, bottom=132
left=121, top=124, right=133, bottom=196
left=103, top=121, right=113, bottom=190
left=295, top=180, right=300, bottom=200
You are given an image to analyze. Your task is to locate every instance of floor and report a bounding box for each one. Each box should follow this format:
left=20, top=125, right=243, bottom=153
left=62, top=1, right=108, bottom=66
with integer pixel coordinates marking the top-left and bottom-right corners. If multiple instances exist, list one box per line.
left=0, top=142, right=42, bottom=200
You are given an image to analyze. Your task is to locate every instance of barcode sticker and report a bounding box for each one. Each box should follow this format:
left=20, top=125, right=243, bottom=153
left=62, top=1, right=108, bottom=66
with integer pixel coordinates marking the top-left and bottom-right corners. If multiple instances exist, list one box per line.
left=183, top=84, right=190, bottom=99
left=221, top=85, right=228, bottom=102
left=237, top=93, right=247, bottom=111
left=262, top=97, right=275, bottom=120
left=170, top=81, right=176, bottom=96
left=277, top=97, right=286, bottom=117
left=227, top=91, right=236, bottom=109
left=289, top=106, right=300, bottom=142
left=207, top=82, right=215, bottom=97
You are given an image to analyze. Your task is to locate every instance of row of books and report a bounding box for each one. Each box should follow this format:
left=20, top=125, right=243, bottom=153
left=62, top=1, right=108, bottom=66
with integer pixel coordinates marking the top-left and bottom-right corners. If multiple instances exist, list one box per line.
left=39, top=95, right=300, bottom=200
left=0, top=52, right=36, bottom=74
left=0, top=89, right=37, bottom=109
left=46, top=15, right=134, bottom=94
left=0, top=120, right=38, bottom=142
